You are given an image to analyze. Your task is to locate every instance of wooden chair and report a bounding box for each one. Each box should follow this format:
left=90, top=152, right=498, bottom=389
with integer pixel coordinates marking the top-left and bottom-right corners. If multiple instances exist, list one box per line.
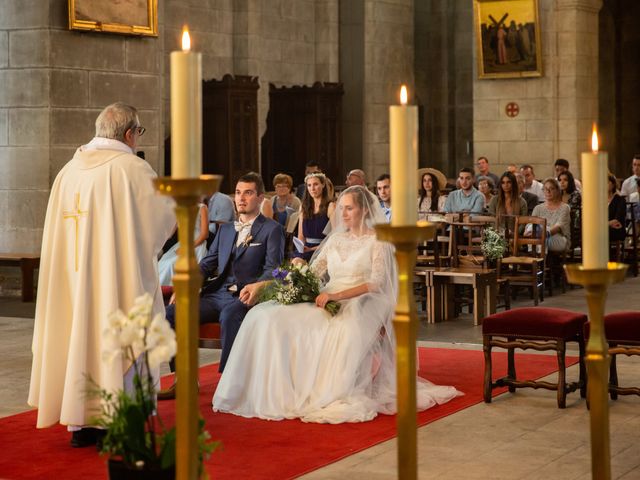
left=498, top=215, right=547, bottom=306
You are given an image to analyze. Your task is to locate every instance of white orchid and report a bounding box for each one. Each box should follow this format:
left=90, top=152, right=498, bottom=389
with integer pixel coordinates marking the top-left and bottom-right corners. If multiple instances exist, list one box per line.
left=146, top=313, right=177, bottom=370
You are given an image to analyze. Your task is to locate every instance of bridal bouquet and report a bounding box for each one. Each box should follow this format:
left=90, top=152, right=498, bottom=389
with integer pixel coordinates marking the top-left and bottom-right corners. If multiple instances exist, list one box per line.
left=91, top=293, right=218, bottom=478
left=481, top=226, right=507, bottom=261
left=260, top=262, right=341, bottom=316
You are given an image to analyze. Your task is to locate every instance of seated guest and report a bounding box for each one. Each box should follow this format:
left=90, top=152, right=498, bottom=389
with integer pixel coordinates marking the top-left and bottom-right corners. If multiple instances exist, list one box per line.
left=345, top=169, right=367, bottom=187
left=376, top=173, right=392, bottom=222
left=164, top=172, right=284, bottom=386
left=295, top=161, right=322, bottom=199
left=417, top=168, right=447, bottom=218
left=444, top=168, right=484, bottom=214
left=477, top=176, right=495, bottom=210
left=207, top=191, right=236, bottom=245
left=619, top=154, right=640, bottom=199
left=532, top=178, right=571, bottom=253
left=487, top=172, right=527, bottom=219
left=263, top=173, right=301, bottom=228
left=475, top=156, right=499, bottom=189
left=158, top=200, right=209, bottom=286
left=554, top=158, right=582, bottom=192
left=516, top=173, right=539, bottom=214
left=295, top=172, right=336, bottom=261
left=520, top=164, right=545, bottom=201
left=608, top=173, right=627, bottom=245
left=559, top=171, right=582, bottom=210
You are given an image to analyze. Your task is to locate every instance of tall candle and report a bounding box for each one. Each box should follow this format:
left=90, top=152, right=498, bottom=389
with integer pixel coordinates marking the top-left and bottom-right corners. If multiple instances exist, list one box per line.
left=389, top=85, right=418, bottom=226
left=170, top=27, right=202, bottom=178
left=581, top=126, right=608, bottom=269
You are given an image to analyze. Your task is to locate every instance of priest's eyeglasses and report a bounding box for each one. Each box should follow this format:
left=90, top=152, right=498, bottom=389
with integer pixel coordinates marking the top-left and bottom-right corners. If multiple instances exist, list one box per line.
left=132, top=125, right=146, bottom=136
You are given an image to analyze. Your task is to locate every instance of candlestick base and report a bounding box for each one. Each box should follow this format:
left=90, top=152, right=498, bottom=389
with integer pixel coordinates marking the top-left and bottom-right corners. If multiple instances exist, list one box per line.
left=154, top=174, right=222, bottom=480
left=564, top=262, right=628, bottom=480
left=375, top=222, right=436, bottom=480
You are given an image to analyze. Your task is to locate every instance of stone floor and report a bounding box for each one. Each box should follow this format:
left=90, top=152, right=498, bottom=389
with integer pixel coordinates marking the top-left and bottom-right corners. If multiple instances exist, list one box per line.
left=2, top=276, right=640, bottom=479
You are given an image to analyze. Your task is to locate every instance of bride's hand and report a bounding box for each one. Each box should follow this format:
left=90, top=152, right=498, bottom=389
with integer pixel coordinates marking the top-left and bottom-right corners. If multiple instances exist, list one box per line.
left=315, top=292, right=334, bottom=309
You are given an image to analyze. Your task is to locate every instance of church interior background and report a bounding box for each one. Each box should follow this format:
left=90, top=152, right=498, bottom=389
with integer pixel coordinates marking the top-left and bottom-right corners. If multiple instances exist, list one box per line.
left=2, top=0, right=640, bottom=478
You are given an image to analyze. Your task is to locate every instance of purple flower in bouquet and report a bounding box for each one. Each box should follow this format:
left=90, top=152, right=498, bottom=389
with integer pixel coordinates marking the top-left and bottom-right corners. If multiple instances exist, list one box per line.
left=271, top=268, right=290, bottom=282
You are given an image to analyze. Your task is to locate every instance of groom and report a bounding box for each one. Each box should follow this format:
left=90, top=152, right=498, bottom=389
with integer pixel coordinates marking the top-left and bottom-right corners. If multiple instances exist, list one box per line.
left=165, top=172, right=284, bottom=380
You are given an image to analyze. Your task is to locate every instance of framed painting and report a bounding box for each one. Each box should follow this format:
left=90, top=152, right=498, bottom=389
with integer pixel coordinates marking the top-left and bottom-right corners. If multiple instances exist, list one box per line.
left=474, top=0, right=542, bottom=79
left=68, top=0, right=158, bottom=37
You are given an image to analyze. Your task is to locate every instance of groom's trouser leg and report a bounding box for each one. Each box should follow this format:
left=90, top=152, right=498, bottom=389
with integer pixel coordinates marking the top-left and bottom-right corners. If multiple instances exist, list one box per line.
left=217, top=297, right=250, bottom=373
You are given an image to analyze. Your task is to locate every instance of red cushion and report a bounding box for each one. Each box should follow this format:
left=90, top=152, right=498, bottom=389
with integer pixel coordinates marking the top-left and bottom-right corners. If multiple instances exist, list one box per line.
left=585, top=311, right=640, bottom=343
left=161, top=286, right=174, bottom=303
left=483, top=307, right=587, bottom=339
left=199, top=323, right=221, bottom=339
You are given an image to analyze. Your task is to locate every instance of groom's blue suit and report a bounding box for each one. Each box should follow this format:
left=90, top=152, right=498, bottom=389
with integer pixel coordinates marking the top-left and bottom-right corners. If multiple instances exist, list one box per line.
left=166, top=214, right=284, bottom=371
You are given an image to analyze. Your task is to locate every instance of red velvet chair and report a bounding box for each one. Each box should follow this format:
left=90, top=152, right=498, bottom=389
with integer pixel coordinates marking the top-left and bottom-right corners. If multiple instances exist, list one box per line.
left=161, top=286, right=222, bottom=349
left=483, top=307, right=587, bottom=408
left=586, top=311, right=640, bottom=399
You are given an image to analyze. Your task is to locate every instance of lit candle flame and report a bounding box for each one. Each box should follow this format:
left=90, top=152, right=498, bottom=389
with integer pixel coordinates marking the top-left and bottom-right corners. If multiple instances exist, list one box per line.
left=400, top=85, right=408, bottom=105
left=591, top=123, right=598, bottom=153
left=181, top=26, right=191, bottom=52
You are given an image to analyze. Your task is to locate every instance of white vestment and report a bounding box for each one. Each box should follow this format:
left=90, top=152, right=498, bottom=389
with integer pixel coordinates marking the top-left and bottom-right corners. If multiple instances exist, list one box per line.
left=28, top=142, right=175, bottom=428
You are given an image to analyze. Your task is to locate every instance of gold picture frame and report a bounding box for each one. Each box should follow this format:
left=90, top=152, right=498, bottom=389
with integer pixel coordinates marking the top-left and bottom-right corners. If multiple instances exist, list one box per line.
left=474, top=0, right=542, bottom=79
left=68, top=0, right=158, bottom=37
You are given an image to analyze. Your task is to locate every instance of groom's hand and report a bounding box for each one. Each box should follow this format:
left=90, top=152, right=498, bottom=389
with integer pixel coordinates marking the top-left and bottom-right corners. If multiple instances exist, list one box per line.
left=239, top=282, right=263, bottom=306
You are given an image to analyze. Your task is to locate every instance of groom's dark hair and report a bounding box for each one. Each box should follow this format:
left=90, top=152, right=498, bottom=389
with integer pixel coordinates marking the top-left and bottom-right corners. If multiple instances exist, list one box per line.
left=237, top=171, right=265, bottom=195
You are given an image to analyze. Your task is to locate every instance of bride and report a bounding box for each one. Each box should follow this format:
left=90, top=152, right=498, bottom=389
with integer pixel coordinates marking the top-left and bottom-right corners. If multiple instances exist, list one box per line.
left=212, top=186, right=462, bottom=423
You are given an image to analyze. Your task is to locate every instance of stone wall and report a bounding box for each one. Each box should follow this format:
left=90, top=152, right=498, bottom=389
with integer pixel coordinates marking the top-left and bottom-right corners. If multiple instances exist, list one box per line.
left=473, top=0, right=602, bottom=180
left=363, top=0, right=415, bottom=183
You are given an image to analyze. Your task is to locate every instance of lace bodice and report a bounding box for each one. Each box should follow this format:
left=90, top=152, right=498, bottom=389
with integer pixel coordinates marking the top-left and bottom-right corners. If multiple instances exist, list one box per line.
left=311, top=232, right=390, bottom=293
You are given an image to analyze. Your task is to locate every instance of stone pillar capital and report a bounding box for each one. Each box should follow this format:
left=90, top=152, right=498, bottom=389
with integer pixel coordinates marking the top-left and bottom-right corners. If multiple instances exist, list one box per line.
left=556, top=0, right=603, bottom=13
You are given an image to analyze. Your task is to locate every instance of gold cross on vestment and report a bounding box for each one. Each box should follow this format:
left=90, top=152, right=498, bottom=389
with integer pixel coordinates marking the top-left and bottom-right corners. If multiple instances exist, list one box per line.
left=63, top=193, right=88, bottom=272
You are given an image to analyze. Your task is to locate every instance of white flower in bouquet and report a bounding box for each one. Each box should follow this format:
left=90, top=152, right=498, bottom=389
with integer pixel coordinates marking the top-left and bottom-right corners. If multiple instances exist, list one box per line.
left=146, top=313, right=177, bottom=370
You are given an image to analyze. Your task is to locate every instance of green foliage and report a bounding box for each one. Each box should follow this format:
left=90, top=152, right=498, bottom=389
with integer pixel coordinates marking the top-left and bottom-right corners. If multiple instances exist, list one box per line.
left=481, top=226, right=507, bottom=261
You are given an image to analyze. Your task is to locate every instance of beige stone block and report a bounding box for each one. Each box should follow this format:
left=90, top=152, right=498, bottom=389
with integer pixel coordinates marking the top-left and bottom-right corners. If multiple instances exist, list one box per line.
left=473, top=142, right=500, bottom=164
left=558, top=119, right=579, bottom=141
left=290, top=0, right=315, bottom=22
left=0, top=110, right=6, bottom=145
left=499, top=141, right=553, bottom=168
left=514, top=98, right=553, bottom=120
left=50, top=109, right=98, bottom=146
left=9, top=30, right=49, bottom=67
left=524, top=76, right=554, bottom=99
left=50, top=69, right=88, bottom=108
left=557, top=32, right=577, bottom=56
left=474, top=100, right=501, bottom=121
left=89, top=72, right=159, bottom=110
left=474, top=80, right=526, bottom=100
left=558, top=75, right=577, bottom=98
left=0, top=0, right=49, bottom=28
left=8, top=109, right=49, bottom=146
left=255, top=38, right=282, bottom=62
left=282, top=41, right=314, bottom=63
left=373, top=2, right=412, bottom=25
left=526, top=120, right=554, bottom=141
left=189, top=8, right=220, bottom=34
left=49, top=0, right=68, bottom=29
left=0, top=70, right=49, bottom=107
left=0, top=226, right=44, bottom=254
left=218, top=9, right=234, bottom=34
left=475, top=120, right=526, bottom=142
left=50, top=30, right=125, bottom=71
left=3, top=189, right=49, bottom=230
left=125, top=37, right=159, bottom=74
left=0, top=32, right=8, bottom=68
left=0, top=146, right=49, bottom=189
left=315, top=0, right=338, bottom=23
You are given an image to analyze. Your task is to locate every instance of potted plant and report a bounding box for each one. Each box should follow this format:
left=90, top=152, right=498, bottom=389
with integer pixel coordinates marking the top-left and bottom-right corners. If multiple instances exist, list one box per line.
left=91, top=293, right=218, bottom=479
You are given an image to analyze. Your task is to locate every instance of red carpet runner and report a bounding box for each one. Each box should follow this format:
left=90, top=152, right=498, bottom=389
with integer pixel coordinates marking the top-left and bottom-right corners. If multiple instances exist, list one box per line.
left=0, top=348, right=576, bottom=479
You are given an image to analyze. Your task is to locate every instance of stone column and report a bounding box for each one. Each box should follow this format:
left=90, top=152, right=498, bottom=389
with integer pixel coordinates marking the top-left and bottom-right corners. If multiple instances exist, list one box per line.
left=556, top=0, right=603, bottom=177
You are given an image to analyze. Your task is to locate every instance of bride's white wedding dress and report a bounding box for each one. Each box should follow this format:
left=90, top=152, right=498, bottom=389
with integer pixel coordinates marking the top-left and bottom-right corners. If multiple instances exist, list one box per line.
left=212, top=232, right=462, bottom=423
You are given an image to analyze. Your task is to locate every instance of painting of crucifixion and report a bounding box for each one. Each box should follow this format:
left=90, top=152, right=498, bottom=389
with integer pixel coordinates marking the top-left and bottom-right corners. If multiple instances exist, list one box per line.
left=474, top=0, right=542, bottom=79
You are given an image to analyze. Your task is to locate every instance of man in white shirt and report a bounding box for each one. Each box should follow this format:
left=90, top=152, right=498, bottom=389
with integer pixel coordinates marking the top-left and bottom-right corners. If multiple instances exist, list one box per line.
left=520, top=164, right=545, bottom=201
left=620, top=154, right=640, bottom=199
left=375, top=173, right=391, bottom=222
left=28, top=103, right=176, bottom=447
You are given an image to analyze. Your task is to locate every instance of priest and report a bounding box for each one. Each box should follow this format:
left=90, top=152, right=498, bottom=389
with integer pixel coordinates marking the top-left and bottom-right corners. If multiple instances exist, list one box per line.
left=28, top=103, right=176, bottom=447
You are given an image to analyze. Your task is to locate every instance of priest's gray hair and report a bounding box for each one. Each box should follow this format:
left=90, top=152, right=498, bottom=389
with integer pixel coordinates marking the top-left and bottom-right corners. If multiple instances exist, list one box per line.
left=95, top=102, right=140, bottom=142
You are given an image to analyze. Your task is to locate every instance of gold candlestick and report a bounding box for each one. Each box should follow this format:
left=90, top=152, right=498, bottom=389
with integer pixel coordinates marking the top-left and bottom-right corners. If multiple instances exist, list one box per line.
left=154, top=175, right=221, bottom=480
left=375, top=223, right=436, bottom=480
left=564, top=262, right=627, bottom=480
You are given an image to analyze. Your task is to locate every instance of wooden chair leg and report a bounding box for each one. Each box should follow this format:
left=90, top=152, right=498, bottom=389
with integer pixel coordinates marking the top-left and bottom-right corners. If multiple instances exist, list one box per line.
left=557, top=339, right=567, bottom=408
left=579, top=336, right=587, bottom=398
left=609, top=345, right=619, bottom=401
left=483, top=336, right=493, bottom=403
left=507, top=339, right=516, bottom=392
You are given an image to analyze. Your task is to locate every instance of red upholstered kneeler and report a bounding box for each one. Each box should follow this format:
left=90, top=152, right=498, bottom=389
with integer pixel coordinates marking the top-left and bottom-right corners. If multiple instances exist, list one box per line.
left=161, top=286, right=222, bottom=349
left=587, top=311, right=640, bottom=399
left=482, top=307, right=587, bottom=408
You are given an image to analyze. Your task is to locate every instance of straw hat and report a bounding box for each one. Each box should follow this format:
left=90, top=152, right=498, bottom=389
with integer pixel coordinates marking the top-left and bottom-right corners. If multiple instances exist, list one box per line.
left=417, top=167, right=447, bottom=192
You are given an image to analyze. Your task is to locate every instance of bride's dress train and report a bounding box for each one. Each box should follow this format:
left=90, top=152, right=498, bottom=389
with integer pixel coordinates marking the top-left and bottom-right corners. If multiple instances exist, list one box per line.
left=212, top=232, right=462, bottom=423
